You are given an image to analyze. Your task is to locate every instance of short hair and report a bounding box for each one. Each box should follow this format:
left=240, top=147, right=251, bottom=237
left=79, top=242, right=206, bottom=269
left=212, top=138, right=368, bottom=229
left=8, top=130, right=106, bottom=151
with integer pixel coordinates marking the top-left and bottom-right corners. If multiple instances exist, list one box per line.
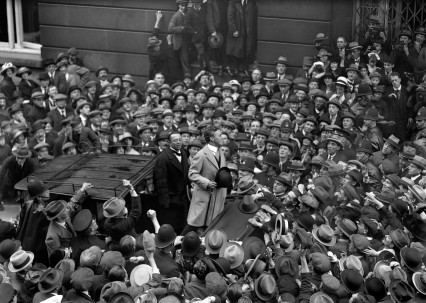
left=193, top=259, right=209, bottom=280
left=204, top=125, right=219, bottom=143
left=168, top=131, right=181, bottom=141
left=390, top=71, right=401, bottom=79
left=336, top=36, right=347, bottom=42
left=119, top=235, right=136, bottom=257
left=227, top=283, right=243, bottom=303
left=108, top=265, right=127, bottom=282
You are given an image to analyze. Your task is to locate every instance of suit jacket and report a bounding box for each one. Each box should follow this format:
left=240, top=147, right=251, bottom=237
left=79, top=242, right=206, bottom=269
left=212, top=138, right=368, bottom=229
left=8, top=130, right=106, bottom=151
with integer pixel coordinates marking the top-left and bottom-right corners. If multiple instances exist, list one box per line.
left=383, top=86, right=412, bottom=142
left=169, top=10, right=186, bottom=51
left=319, top=112, right=343, bottom=128
left=45, top=219, right=77, bottom=256
left=184, top=6, right=207, bottom=44
left=70, top=234, right=106, bottom=266
left=52, top=71, right=69, bottom=94
left=0, top=156, right=35, bottom=200
left=18, top=79, right=39, bottom=100
left=47, top=107, right=74, bottom=132
left=63, top=289, right=95, bottom=303
left=187, top=145, right=227, bottom=227
left=79, top=126, right=101, bottom=151
left=323, top=151, right=349, bottom=164
left=153, top=147, right=190, bottom=209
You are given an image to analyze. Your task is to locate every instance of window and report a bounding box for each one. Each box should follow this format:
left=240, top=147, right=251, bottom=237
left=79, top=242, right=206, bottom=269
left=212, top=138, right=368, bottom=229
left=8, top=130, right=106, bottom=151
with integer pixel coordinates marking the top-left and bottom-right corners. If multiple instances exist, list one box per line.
left=0, top=0, right=41, bottom=54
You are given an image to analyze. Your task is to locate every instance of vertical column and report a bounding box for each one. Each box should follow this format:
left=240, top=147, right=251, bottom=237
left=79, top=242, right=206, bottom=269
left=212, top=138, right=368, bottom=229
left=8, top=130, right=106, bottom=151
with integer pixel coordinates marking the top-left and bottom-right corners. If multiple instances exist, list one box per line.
left=6, top=0, right=15, bottom=49
left=14, top=0, right=23, bottom=47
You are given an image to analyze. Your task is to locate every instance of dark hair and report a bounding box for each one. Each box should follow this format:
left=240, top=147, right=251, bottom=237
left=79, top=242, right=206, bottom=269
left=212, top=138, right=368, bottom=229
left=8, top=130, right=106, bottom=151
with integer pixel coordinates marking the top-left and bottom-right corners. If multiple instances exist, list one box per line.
left=168, top=131, right=181, bottom=141
left=193, top=259, right=209, bottom=280
left=204, top=125, right=219, bottom=143
left=108, top=265, right=127, bottom=282
left=227, top=283, right=243, bottom=303
left=119, top=235, right=136, bottom=257
left=390, top=71, right=401, bottom=79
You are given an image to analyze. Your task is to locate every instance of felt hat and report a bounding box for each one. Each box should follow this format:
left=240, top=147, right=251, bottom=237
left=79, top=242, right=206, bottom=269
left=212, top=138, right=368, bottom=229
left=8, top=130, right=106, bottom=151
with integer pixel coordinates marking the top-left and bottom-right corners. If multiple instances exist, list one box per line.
left=206, top=272, right=227, bottom=296
left=236, top=176, right=258, bottom=195
left=296, top=213, right=315, bottom=232
left=205, top=229, right=227, bottom=254
left=398, top=28, right=413, bottom=39
left=76, top=101, right=92, bottom=113
left=27, top=178, right=46, bottom=197
left=365, top=277, right=387, bottom=301
left=314, top=33, right=328, bottom=43
left=274, top=56, right=288, bottom=65
left=277, top=78, right=292, bottom=86
left=363, top=107, right=383, bottom=121
left=400, top=247, right=422, bottom=272
left=410, top=155, right=426, bottom=170
left=129, top=264, right=153, bottom=287
left=339, top=255, right=364, bottom=276
left=309, top=292, right=334, bottom=303
left=389, top=229, right=410, bottom=250
left=405, top=218, right=426, bottom=241
left=413, top=271, right=426, bottom=295
left=298, top=195, right=320, bottom=209
left=38, top=268, right=64, bottom=293
left=0, top=62, right=16, bottom=76
left=336, top=218, right=357, bottom=238
left=356, top=140, right=373, bottom=154
left=219, top=242, right=244, bottom=269
left=326, top=98, right=342, bottom=110
left=238, top=195, right=259, bottom=214
left=389, top=279, right=415, bottom=303
left=61, top=142, right=76, bottom=152
left=310, top=186, right=329, bottom=205
left=71, top=267, right=94, bottom=291
left=188, top=139, right=203, bottom=149
left=264, top=72, right=277, bottom=81
left=242, top=237, right=267, bottom=262
left=208, top=32, right=224, bottom=48
left=0, top=239, right=21, bottom=263
left=310, top=252, right=331, bottom=274
left=12, top=145, right=31, bottom=158
left=210, top=257, right=231, bottom=275
left=72, top=209, right=93, bottom=233
left=181, top=231, right=201, bottom=257
left=341, top=269, right=364, bottom=293
left=110, top=119, right=127, bottom=126
left=312, top=224, right=336, bottom=246
left=273, top=172, right=292, bottom=187
left=275, top=255, right=298, bottom=278
left=103, top=197, right=126, bottom=218
left=155, top=224, right=176, bottom=248
left=80, top=246, right=102, bottom=268
left=244, top=254, right=266, bottom=280
left=8, top=250, right=34, bottom=272
left=254, top=273, right=277, bottom=301
left=350, top=234, right=370, bottom=251
left=16, top=66, right=32, bottom=77
left=287, top=160, right=305, bottom=171
left=215, top=167, right=233, bottom=189
left=385, top=134, right=400, bottom=149
left=45, top=200, right=67, bottom=220
left=278, top=140, right=294, bottom=152
left=348, top=41, right=363, bottom=50
left=263, top=152, right=280, bottom=169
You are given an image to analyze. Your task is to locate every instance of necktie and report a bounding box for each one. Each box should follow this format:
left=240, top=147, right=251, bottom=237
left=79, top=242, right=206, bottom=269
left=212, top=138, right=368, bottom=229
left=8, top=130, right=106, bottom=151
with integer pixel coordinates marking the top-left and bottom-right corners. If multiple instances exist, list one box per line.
left=395, top=89, right=400, bottom=99
left=61, top=111, right=66, bottom=118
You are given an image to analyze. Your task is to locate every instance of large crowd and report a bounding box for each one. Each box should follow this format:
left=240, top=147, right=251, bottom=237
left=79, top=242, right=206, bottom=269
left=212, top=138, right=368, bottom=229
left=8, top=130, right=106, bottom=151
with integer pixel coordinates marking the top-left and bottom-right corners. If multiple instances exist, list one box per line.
left=0, top=0, right=426, bottom=302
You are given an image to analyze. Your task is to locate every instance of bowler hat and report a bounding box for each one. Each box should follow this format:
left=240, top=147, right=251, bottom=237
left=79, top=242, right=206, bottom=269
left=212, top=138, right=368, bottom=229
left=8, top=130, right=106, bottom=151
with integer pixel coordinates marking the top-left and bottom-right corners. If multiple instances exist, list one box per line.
left=27, top=178, right=46, bottom=197
left=278, top=140, right=294, bottom=152
left=341, top=269, right=364, bottom=293
left=95, top=66, right=109, bottom=77
left=215, top=167, right=233, bottom=189
left=0, top=239, right=21, bottom=263
left=254, top=273, right=277, bottom=301
left=205, top=229, right=227, bottom=254
left=363, top=107, right=382, bottom=121
left=38, top=268, right=64, bottom=293
left=208, top=32, right=224, bottom=48
left=12, top=144, right=31, bottom=158
left=238, top=195, right=259, bottom=214
left=45, top=200, right=67, bottom=220
left=181, top=231, right=201, bottom=257
left=389, top=279, right=415, bottom=303
left=263, top=152, right=280, bottom=169
left=155, top=224, right=176, bottom=248
left=72, top=209, right=92, bottom=232
left=400, top=247, right=422, bottom=272
left=103, top=197, right=126, bottom=218
left=296, top=213, right=315, bottom=232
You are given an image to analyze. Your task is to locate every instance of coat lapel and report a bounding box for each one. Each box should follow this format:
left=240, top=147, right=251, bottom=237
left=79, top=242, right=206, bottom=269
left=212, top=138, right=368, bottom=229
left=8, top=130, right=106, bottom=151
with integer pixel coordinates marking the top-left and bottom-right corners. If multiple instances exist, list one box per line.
left=167, top=148, right=184, bottom=172
left=204, top=145, right=219, bottom=170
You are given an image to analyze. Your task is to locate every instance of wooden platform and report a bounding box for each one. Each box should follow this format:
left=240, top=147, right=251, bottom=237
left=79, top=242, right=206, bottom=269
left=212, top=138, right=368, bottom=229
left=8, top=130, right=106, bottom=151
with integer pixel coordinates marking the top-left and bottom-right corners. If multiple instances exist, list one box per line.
left=15, top=153, right=156, bottom=201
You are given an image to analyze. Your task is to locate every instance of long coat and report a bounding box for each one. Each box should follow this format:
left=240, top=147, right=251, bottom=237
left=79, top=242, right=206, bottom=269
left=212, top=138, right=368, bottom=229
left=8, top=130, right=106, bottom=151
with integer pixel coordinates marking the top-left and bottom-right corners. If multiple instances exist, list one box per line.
left=168, top=10, right=186, bottom=51
left=45, top=218, right=77, bottom=256
left=226, top=0, right=258, bottom=58
left=187, top=145, right=227, bottom=227
left=383, top=86, right=412, bottom=142
left=153, top=147, right=189, bottom=209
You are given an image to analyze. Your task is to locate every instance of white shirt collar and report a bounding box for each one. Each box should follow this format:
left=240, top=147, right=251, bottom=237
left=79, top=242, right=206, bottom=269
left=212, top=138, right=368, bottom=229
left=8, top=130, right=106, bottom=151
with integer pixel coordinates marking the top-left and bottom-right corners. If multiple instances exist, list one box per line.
left=208, top=144, right=218, bottom=154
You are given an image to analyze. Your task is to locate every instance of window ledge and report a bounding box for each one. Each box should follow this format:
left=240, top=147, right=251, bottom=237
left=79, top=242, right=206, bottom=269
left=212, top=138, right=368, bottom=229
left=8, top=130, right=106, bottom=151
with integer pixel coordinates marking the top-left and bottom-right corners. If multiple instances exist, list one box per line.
left=0, top=47, right=43, bottom=68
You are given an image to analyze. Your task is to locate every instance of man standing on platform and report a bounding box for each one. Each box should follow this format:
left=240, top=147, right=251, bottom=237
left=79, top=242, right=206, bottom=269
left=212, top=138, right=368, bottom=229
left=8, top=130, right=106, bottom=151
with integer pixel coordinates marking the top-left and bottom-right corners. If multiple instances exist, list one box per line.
left=153, top=132, right=190, bottom=235
left=183, top=126, right=226, bottom=235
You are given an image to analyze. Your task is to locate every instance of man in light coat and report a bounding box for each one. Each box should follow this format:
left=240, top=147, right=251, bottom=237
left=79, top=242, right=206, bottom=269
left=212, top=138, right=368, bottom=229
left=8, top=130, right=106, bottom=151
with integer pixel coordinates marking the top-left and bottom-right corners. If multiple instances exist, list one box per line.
left=183, top=125, right=226, bottom=235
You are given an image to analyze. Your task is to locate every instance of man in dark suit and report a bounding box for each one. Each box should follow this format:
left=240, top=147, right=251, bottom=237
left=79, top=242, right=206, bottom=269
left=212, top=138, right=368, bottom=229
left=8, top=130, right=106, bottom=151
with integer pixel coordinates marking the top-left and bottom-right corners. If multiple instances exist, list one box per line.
left=26, top=91, right=49, bottom=125
left=320, top=99, right=343, bottom=128
left=153, top=131, right=190, bottom=235
left=169, top=0, right=191, bottom=76
left=324, top=135, right=348, bottom=163
left=47, top=94, right=74, bottom=132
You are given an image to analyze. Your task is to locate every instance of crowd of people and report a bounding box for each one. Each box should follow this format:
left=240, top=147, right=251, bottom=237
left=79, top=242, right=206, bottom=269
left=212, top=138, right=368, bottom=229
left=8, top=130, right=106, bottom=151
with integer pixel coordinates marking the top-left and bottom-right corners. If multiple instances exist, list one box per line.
left=1, top=0, right=426, bottom=302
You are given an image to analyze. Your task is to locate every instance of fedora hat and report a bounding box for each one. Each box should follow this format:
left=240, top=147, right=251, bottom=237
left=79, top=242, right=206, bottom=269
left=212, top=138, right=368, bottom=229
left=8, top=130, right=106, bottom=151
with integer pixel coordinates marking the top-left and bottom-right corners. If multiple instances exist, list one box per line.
left=0, top=239, right=21, bottom=263
left=413, top=271, right=426, bottom=295
left=181, top=231, right=201, bottom=257
left=341, top=269, right=364, bottom=293
left=298, top=195, right=320, bottom=209
left=356, top=140, right=373, bottom=154
left=0, top=62, right=16, bottom=76
left=389, top=279, right=415, bottom=303
left=38, top=268, right=64, bottom=293
left=312, top=224, right=336, bottom=246
left=8, top=250, right=34, bottom=272
left=208, top=32, right=224, bottom=48
left=205, top=229, right=227, bottom=254
left=121, top=74, right=135, bottom=85
left=244, top=254, right=266, bottom=280
left=348, top=41, right=363, bottom=50
left=274, top=56, right=288, bottom=65
left=278, top=140, right=294, bottom=152
left=264, top=72, right=277, bottom=81
left=45, top=200, right=67, bottom=220
left=215, top=167, right=233, bottom=189
left=295, top=213, right=315, bottom=232
left=363, top=107, right=383, bottom=121
left=310, top=186, right=329, bottom=205
left=242, top=237, right=267, bottom=262
left=155, top=224, right=176, bottom=248
left=309, top=292, right=333, bottom=303
left=365, top=277, right=386, bottom=301
left=12, top=145, right=31, bottom=158
left=385, top=134, right=400, bottom=149
left=389, top=229, right=410, bottom=250
left=76, top=101, right=92, bottom=113
left=400, top=247, right=422, bottom=272
left=275, top=255, right=298, bottom=278
left=336, top=218, right=357, bottom=238
left=103, top=197, right=126, bottom=218
left=210, top=257, right=231, bottom=275
left=326, top=98, right=342, bottom=110
left=339, top=255, right=364, bottom=276
left=279, top=233, right=295, bottom=252
left=236, top=176, right=258, bottom=195
left=130, top=264, right=153, bottom=287
left=410, top=155, right=426, bottom=170
left=273, top=172, right=292, bottom=187
left=219, top=242, right=244, bottom=269
left=287, top=160, right=305, bottom=171
left=238, top=195, right=259, bottom=214
left=405, top=218, right=426, bottom=241
left=254, top=273, right=276, bottom=301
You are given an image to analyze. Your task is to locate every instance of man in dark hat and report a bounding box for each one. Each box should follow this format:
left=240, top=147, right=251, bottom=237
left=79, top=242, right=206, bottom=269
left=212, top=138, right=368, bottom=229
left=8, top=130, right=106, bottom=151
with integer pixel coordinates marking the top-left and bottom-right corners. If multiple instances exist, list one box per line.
left=47, top=93, right=74, bottom=132
left=361, top=107, right=384, bottom=152
left=45, top=182, right=92, bottom=257
left=153, top=131, right=190, bottom=235
left=26, top=92, right=48, bottom=125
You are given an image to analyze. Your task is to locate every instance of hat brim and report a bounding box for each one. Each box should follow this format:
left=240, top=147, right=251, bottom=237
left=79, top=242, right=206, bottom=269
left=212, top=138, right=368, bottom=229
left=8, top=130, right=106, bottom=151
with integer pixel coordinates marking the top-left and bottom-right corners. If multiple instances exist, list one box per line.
left=314, top=37, right=328, bottom=43
left=16, top=69, right=31, bottom=78
left=0, top=240, right=21, bottom=263
left=12, top=149, right=32, bottom=158
left=219, top=242, right=244, bottom=269
left=8, top=251, right=34, bottom=272
left=312, top=227, right=337, bottom=247
left=205, top=229, right=227, bottom=255
left=413, top=272, right=426, bottom=295
left=272, top=176, right=292, bottom=187
left=38, top=270, right=65, bottom=293
left=254, top=275, right=276, bottom=301
left=401, top=247, right=422, bottom=272
left=236, top=180, right=258, bottom=195
left=0, top=66, right=17, bottom=76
